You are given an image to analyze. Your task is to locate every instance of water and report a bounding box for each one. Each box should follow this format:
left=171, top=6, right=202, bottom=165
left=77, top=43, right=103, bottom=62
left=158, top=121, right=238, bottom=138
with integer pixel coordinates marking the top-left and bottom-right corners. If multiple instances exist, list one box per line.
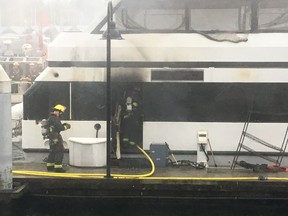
left=2, top=196, right=288, bottom=216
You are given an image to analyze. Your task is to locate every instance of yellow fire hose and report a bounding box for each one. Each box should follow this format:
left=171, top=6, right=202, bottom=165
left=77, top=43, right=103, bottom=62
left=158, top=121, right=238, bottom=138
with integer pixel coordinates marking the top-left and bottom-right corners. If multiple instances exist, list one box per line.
left=12, top=145, right=288, bottom=181
left=13, top=145, right=155, bottom=179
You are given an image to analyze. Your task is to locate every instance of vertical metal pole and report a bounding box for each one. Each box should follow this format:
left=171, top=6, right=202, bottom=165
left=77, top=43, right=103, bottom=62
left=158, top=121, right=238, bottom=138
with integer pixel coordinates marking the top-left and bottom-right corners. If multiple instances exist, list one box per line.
left=0, top=66, right=13, bottom=191
left=184, top=3, right=190, bottom=31
left=251, top=0, right=259, bottom=32
left=106, top=1, right=112, bottom=178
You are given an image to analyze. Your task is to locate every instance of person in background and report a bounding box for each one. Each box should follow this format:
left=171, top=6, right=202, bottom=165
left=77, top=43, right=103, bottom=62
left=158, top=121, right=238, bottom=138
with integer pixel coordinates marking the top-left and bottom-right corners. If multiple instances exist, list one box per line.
left=46, top=104, right=71, bottom=173
left=36, top=61, right=43, bottom=74
left=9, top=62, right=23, bottom=93
left=9, top=62, right=23, bottom=80
left=21, top=62, right=38, bottom=82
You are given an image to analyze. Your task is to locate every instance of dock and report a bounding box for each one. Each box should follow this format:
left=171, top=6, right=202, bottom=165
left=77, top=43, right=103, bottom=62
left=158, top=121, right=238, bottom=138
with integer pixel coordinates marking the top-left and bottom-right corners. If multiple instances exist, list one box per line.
left=11, top=161, right=288, bottom=200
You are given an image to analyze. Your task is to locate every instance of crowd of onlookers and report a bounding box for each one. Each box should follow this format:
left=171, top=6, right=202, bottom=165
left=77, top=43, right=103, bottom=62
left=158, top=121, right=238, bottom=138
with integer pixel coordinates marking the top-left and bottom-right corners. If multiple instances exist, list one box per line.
left=9, top=62, right=41, bottom=81
left=6, top=61, right=43, bottom=93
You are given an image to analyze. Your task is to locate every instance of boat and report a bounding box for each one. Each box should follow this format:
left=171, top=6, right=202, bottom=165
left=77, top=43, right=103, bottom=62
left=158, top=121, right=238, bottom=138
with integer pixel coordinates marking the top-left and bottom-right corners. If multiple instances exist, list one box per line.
left=21, top=0, right=288, bottom=167
left=3, top=0, right=288, bottom=203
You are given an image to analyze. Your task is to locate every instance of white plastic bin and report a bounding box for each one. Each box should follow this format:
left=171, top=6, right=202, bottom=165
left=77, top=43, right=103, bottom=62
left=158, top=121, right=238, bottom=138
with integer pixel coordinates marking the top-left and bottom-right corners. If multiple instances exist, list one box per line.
left=68, top=137, right=107, bottom=167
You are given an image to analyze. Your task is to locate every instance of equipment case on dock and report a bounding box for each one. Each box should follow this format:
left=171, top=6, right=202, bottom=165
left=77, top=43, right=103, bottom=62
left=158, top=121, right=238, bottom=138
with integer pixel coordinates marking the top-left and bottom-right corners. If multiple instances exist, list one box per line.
left=150, top=143, right=169, bottom=168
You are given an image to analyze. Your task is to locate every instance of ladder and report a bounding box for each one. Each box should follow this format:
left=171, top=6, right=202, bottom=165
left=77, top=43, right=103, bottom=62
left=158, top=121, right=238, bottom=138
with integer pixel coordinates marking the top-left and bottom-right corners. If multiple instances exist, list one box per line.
left=231, top=111, right=288, bottom=170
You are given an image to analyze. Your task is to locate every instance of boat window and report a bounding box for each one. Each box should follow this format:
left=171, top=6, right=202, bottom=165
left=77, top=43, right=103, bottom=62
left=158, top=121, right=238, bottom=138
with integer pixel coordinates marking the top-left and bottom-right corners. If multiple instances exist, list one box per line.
left=23, top=82, right=70, bottom=120
left=151, top=69, right=203, bottom=82
left=117, top=0, right=288, bottom=33
left=258, top=4, right=288, bottom=31
left=71, top=82, right=106, bottom=121
left=190, top=7, right=251, bottom=32
left=117, top=1, right=251, bottom=33
left=119, top=9, right=185, bottom=31
left=143, top=83, right=288, bottom=122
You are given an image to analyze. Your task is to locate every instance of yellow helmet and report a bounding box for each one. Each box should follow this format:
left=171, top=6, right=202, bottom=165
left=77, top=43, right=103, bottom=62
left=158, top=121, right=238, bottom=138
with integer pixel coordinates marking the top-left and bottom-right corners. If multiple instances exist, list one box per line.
left=53, top=104, right=66, bottom=112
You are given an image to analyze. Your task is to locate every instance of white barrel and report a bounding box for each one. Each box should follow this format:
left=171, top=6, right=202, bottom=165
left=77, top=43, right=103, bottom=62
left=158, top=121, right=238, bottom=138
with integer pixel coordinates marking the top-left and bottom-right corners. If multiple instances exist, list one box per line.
left=68, top=137, right=107, bottom=167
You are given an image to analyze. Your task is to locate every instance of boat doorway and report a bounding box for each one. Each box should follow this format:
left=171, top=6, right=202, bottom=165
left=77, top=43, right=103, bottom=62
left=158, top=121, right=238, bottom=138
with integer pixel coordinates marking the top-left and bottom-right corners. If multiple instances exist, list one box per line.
left=112, top=83, right=143, bottom=154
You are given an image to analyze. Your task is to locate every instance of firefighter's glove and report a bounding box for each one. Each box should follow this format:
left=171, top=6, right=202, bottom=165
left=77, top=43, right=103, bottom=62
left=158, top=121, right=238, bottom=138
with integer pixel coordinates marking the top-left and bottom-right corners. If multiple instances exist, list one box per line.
left=63, top=123, right=71, bottom=130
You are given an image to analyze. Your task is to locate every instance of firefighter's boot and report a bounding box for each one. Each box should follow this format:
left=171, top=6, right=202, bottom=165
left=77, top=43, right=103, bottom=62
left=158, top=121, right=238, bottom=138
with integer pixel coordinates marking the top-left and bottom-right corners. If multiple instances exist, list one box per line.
left=54, top=164, right=66, bottom=173
left=46, top=163, right=55, bottom=172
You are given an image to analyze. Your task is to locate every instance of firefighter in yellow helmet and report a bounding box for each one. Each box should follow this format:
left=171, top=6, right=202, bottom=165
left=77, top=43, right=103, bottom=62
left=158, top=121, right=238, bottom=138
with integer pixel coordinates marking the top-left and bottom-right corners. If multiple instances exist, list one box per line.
left=46, top=104, right=71, bottom=172
left=121, top=86, right=142, bottom=150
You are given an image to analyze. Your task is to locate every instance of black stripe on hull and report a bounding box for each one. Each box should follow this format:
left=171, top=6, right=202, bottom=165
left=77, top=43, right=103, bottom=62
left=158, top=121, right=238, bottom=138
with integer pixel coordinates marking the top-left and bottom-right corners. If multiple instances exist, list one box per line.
left=24, top=82, right=288, bottom=122
left=143, top=82, right=288, bottom=122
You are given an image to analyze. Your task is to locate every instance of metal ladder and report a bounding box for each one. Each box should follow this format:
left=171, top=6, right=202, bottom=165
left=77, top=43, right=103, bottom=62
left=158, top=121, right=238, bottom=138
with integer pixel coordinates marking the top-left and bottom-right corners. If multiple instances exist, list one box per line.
left=231, top=111, right=288, bottom=170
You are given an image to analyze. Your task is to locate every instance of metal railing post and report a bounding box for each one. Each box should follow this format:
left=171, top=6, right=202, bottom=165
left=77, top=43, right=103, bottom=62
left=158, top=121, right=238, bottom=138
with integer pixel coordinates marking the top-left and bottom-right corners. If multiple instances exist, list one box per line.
left=0, top=65, right=13, bottom=191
